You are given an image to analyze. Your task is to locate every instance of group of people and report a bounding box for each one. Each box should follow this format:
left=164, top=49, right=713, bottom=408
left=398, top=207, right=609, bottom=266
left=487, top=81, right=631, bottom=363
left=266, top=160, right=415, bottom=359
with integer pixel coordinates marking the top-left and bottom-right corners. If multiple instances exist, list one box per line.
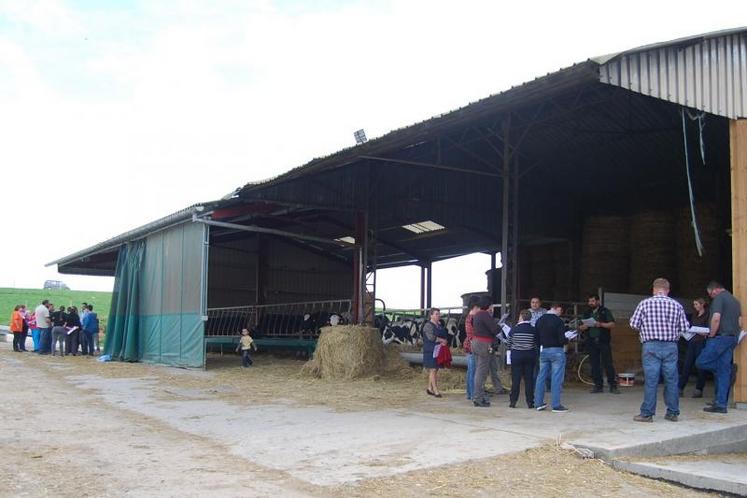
left=8, top=299, right=101, bottom=356
left=631, top=279, right=742, bottom=421
left=420, top=278, right=742, bottom=420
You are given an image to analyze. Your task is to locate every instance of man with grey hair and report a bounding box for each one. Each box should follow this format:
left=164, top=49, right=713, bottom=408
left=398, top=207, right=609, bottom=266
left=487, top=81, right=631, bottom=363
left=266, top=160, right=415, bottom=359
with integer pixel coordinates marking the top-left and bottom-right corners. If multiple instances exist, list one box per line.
left=697, top=281, right=742, bottom=414
left=630, top=278, right=689, bottom=422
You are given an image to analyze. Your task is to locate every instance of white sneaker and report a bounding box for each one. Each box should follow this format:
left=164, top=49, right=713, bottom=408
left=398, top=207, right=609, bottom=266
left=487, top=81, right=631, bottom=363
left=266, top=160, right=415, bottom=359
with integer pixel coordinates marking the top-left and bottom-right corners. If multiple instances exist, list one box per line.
left=536, top=404, right=547, bottom=411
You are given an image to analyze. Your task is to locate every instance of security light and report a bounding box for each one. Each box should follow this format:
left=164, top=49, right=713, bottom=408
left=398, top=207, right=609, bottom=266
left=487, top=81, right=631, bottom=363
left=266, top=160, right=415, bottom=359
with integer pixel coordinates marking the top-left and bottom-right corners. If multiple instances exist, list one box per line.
left=354, top=129, right=367, bottom=145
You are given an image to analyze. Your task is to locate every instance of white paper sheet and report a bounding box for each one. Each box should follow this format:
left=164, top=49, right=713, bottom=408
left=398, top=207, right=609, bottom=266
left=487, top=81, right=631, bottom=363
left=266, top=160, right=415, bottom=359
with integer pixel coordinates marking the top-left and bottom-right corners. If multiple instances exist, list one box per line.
left=564, top=330, right=578, bottom=340
left=506, top=350, right=511, bottom=365
left=739, top=330, right=747, bottom=345
left=66, top=326, right=78, bottom=336
left=581, top=318, right=596, bottom=327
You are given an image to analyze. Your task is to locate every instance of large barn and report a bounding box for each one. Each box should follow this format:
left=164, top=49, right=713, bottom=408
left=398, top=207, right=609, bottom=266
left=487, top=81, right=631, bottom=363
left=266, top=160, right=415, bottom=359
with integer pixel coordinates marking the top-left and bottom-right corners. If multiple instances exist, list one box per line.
left=50, top=28, right=747, bottom=406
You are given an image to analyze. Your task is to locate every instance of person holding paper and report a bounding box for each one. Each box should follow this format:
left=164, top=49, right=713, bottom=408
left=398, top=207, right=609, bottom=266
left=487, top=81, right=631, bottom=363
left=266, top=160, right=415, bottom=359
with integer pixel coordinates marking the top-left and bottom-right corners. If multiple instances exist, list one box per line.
left=65, top=306, right=82, bottom=355
left=534, top=303, right=570, bottom=412
left=579, top=294, right=620, bottom=394
left=507, top=309, right=538, bottom=408
left=679, top=298, right=708, bottom=398
left=630, top=278, right=688, bottom=422
left=697, top=281, right=742, bottom=414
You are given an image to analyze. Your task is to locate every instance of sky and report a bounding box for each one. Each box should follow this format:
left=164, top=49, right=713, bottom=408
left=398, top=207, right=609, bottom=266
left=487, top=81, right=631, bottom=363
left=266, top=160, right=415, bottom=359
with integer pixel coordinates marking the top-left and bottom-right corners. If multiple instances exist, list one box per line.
left=1, top=0, right=744, bottom=308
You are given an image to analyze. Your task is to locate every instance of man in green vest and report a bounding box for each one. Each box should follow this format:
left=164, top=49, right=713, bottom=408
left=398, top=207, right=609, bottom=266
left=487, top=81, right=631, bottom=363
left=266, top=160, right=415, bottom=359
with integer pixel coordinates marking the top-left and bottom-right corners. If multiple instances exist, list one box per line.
left=579, top=294, right=620, bottom=394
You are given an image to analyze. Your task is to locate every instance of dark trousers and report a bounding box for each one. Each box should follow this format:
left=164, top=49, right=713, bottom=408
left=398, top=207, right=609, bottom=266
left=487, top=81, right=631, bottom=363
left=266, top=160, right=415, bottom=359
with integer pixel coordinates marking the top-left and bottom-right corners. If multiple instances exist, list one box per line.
left=66, top=330, right=81, bottom=355
left=12, top=332, right=23, bottom=351
left=241, top=349, right=253, bottom=367
left=81, top=331, right=95, bottom=355
left=679, top=339, right=706, bottom=391
left=19, top=328, right=28, bottom=350
left=589, top=338, right=617, bottom=387
left=510, top=350, right=536, bottom=406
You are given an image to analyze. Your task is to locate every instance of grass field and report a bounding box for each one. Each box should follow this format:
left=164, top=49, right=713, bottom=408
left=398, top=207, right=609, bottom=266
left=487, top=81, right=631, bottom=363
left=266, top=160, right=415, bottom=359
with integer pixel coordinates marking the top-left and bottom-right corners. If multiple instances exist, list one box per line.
left=0, top=288, right=112, bottom=326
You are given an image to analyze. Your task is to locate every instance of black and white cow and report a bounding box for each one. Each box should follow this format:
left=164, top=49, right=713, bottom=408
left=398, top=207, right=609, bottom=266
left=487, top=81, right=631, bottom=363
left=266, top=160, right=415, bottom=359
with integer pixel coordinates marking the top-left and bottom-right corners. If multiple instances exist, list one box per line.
left=382, top=318, right=420, bottom=345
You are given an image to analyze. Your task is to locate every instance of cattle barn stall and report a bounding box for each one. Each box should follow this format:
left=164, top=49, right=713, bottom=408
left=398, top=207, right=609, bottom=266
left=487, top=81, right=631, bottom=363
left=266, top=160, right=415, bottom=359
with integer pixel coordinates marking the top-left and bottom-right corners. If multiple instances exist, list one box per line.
left=50, top=29, right=747, bottom=401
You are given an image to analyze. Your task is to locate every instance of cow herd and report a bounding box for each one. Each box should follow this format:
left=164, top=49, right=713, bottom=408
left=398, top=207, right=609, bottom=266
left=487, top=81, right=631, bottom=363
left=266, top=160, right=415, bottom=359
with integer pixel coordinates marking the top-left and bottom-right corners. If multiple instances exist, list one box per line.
left=376, top=315, right=465, bottom=348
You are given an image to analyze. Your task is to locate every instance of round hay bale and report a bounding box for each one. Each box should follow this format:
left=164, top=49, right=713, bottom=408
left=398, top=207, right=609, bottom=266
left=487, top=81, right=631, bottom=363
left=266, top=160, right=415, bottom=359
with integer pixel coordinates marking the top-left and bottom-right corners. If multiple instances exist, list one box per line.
left=579, top=215, right=630, bottom=295
left=301, top=325, right=384, bottom=379
left=629, top=210, right=676, bottom=294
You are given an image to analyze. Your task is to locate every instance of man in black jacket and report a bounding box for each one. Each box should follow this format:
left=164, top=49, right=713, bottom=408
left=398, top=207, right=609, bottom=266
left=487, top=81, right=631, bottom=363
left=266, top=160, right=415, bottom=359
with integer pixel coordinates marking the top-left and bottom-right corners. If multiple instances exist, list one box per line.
left=533, top=303, right=569, bottom=412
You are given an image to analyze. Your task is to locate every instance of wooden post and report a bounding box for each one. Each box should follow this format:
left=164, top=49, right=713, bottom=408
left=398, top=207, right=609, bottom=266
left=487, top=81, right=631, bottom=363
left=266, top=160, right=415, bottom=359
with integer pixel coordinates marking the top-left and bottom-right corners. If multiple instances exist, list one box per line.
left=352, top=211, right=367, bottom=324
left=731, top=119, right=747, bottom=407
left=500, top=116, right=511, bottom=316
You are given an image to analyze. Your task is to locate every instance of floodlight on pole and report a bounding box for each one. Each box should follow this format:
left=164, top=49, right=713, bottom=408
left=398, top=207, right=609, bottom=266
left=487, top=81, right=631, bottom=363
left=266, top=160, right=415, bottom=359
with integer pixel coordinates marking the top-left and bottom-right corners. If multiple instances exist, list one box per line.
left=354, top=129, right=367, bottom=145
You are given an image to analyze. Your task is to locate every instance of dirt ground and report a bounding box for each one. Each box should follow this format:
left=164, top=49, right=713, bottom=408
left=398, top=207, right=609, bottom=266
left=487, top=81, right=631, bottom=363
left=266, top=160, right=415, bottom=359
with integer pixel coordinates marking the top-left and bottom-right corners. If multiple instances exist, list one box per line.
left=0, top=346, right=717, bottom=497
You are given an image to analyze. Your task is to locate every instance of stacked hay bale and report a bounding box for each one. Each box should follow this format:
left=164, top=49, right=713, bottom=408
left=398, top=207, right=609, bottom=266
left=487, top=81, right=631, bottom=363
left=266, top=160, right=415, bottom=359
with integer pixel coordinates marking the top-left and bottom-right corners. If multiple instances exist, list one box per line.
left=301, top=325, right=384, bottom=379
left=676, top=204, right=722, bottom=299
left=629, top=210, right=677, bottom=294
left=526, top=244, right=556, bottom=299
left=579, top=216, right=630, bottom=296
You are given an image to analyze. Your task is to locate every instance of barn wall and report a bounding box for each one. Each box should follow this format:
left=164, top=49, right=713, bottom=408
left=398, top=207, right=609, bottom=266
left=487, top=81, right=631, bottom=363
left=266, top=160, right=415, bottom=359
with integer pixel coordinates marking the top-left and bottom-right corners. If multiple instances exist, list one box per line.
left=207, top=234, right=352, bottom=308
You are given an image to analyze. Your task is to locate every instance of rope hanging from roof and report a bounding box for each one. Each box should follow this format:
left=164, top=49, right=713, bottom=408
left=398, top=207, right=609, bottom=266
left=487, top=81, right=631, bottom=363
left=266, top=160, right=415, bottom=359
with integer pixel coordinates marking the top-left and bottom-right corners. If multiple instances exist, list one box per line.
left=680, top=107, right=705, bottom=257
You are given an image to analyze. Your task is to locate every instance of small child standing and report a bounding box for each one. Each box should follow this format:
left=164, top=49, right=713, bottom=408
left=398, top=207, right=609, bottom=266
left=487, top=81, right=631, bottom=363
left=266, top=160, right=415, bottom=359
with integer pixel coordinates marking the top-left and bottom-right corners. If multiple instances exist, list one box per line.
left=236, top=328, right=257, bottom=368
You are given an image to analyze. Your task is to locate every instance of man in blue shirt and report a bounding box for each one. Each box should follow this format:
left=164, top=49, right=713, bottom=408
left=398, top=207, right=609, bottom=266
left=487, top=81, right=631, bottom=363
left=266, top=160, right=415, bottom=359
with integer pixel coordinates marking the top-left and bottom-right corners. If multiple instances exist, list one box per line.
left=81, top=304, right=99, bottom=356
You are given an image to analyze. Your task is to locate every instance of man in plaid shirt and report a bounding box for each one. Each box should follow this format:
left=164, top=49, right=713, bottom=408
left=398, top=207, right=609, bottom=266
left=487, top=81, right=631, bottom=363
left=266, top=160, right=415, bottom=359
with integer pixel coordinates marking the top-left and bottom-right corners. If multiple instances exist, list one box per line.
left=629, top=278, right=689, bottom=422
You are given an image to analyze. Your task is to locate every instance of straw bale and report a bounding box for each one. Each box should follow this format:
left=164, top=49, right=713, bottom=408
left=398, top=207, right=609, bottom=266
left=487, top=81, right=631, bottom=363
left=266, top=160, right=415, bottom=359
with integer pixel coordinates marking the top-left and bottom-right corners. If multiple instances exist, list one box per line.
left=579, top=215, right=630, bottom=295
left=629, top=210, right=676, bottom=294
left=675, top=204, right=722, bottom=299
left=301, top=325, right=385, bottom=379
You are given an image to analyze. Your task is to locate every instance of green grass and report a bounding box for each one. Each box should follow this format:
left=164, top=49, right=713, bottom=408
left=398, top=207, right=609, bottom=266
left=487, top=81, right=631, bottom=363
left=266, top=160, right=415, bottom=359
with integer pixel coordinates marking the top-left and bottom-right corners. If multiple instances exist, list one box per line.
left=0, top=287, right=112, bottom=327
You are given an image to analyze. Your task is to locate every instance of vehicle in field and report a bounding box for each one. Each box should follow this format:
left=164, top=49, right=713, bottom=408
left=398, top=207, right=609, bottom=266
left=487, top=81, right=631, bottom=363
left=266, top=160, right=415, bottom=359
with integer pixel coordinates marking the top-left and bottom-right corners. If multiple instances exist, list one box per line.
left=43, top=280, right=70, bottom=290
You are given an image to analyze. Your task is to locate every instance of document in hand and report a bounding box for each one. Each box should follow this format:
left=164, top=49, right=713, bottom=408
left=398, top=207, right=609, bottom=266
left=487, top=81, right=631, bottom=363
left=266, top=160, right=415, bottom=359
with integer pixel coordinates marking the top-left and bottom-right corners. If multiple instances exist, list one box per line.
left=581, top=318, right=596, bottom=327
left=681, top=326, right=710, bottom=341
left=66, top=326, right=79, bottom=335
left=564, top=330, right=578, bottom=340
left=739, top=330, right=747, bottom=345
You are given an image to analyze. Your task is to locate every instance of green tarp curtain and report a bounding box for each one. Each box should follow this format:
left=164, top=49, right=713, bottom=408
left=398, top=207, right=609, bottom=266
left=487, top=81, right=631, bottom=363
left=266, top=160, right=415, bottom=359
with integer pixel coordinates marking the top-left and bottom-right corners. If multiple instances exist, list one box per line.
left=104, top=240, right=145, bottom=361
left=104, top=221, right=206, bottom=368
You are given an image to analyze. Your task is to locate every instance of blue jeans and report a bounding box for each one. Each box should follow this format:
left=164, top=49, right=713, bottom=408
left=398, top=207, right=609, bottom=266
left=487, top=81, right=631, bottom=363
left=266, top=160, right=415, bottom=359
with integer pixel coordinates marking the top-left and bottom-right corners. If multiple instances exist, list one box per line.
left=696, top=335, right=737, bottom=409
left=31, top=328, right=41, bottom=351
left=534, top=347, right=565, bottom=409
left=640, top=341, right=679, bottom=417
left=82, top=331, right=97, bottom=355
left=466, top=353, right=475, bottom=400
left=39, top=328, right=52, bottom=354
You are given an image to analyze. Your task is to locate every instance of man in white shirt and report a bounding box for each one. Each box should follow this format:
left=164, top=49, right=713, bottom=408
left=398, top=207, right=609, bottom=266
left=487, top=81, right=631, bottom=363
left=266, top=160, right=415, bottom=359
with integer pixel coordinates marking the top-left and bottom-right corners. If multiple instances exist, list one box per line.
left=34, top=300, right=52, bottom=354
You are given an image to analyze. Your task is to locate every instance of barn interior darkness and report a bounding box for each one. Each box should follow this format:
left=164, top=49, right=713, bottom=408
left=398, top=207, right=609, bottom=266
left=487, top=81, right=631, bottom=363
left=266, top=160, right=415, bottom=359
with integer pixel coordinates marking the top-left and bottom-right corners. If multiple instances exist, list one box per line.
left=205, top=63, right=733, bottom=311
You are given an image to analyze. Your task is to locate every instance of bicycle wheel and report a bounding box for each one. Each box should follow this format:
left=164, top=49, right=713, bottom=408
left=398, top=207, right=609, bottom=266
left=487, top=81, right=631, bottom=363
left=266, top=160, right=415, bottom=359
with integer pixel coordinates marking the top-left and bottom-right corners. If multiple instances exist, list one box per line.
left=577, top=354, right=594, bottom=385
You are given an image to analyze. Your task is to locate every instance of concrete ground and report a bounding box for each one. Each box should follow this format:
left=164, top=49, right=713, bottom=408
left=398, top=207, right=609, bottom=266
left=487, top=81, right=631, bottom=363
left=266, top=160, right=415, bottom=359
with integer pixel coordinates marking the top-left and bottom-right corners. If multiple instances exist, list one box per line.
left=2, top=342, right=745, bottom=496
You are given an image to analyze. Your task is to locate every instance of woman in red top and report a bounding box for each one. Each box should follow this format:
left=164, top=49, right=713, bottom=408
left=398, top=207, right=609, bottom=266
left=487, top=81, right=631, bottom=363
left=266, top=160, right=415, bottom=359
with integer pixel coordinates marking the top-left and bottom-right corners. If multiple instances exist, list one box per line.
left=464, top=295, right=481, bottom=400
left=9, top=305, right=25, bottom=352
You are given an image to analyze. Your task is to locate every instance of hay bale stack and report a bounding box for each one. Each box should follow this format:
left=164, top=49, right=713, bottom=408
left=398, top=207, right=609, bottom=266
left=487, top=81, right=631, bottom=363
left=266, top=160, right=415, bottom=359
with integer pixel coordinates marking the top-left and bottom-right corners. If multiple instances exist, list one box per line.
left=676, top=204, right=722, bottom=299
left=629, top=210, right=677, bottom=294
left=579, top=216, right=630, bottom=295
left=525, top=245, right=556, bottom=300
left=301, top=325, right=384, bottom=379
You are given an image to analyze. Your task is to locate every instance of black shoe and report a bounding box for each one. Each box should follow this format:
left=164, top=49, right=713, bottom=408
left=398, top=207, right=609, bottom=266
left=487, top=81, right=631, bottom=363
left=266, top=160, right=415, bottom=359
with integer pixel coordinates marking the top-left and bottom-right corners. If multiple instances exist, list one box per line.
left=609, top=386, right=621, bottom=394
left=473, top=400, right=490, bottom=408
left=527, top=403, right=535, bottom=409
left=664, top=413, right=678, bottom=422
left=552, top=405, right=569, bottom=413
left=426, top=389, right=435, bottom=396
left=590, top=386, right=603, bottom=393
left=703, top=405, right=727, bottom=414
left=509, top=401, right=516, bottom=408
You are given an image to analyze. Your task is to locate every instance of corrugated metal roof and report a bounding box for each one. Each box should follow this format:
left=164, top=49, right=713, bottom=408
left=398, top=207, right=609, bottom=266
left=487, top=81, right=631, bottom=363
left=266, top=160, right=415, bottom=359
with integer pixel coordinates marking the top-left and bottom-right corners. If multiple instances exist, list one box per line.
left=597, top=28, right=747, bottom=119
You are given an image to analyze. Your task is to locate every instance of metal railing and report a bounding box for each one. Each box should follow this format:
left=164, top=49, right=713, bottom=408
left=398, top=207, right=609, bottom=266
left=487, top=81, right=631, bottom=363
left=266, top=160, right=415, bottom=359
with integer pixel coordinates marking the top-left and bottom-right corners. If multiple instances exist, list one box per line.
left=206, top=299, right=353, bottom=339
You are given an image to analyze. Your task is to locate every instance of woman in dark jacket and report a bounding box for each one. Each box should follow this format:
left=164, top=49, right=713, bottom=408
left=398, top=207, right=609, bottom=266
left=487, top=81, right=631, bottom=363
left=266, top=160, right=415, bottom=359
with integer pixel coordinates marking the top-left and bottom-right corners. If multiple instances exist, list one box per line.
left=422, top=308, right=449, bottom=398
left=679, top=297, right=709, bottom=397
left=65, top=306, right=82, bottom=356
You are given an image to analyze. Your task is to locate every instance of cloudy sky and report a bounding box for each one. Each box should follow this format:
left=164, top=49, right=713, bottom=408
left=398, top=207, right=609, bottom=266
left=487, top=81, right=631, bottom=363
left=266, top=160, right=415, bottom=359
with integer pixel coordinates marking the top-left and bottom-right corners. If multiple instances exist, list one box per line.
left=1, top=0, right=743, bottom=308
